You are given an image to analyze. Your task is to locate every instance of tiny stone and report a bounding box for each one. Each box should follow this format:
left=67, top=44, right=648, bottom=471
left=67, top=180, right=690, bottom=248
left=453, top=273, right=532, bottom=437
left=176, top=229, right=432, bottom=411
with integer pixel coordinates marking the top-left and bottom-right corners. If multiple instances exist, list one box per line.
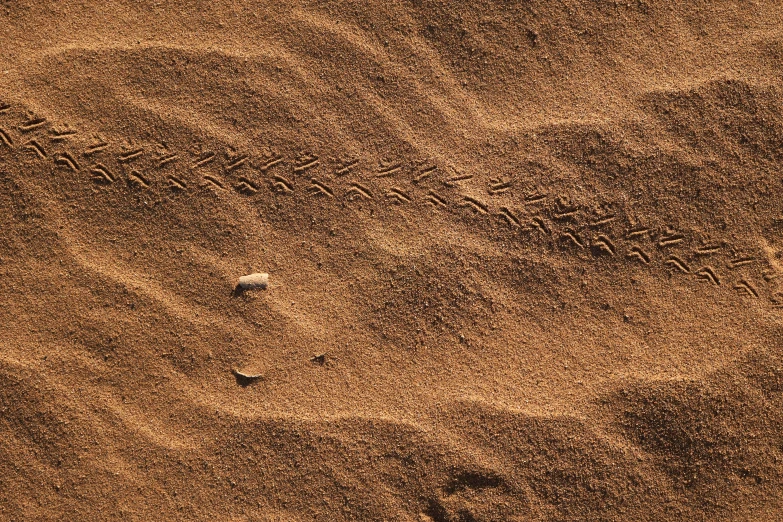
left=238, top=272, right=269, bottom=290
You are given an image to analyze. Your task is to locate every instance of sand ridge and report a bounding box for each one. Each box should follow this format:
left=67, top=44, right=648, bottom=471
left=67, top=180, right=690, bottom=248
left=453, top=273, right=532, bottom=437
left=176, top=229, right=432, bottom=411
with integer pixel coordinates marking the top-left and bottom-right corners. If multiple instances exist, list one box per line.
left=2, top=1, right=783, bottom=520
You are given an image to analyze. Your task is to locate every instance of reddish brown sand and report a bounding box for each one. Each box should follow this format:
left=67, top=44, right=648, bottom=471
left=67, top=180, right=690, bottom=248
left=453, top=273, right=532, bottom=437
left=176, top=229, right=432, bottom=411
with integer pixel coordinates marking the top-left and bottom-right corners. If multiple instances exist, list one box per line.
left=2, top=1, right=783, bottom=520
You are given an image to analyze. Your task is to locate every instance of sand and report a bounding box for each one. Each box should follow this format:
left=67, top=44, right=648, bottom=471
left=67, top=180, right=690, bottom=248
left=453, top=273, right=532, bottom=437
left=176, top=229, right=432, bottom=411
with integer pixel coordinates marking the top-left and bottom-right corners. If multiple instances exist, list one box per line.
left=2, top=1, right=783, bottom=520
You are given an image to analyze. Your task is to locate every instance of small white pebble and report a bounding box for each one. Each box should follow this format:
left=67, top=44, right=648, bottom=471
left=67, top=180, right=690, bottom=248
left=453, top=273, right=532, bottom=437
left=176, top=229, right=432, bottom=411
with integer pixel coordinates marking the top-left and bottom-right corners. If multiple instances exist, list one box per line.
left=238, top=273, right=269, bottom=290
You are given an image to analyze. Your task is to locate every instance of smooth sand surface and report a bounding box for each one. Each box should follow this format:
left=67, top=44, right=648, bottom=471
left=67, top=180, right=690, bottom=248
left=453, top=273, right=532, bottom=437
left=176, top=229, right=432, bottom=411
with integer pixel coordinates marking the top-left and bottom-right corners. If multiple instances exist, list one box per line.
left=2, top=1, right=783, bottom=520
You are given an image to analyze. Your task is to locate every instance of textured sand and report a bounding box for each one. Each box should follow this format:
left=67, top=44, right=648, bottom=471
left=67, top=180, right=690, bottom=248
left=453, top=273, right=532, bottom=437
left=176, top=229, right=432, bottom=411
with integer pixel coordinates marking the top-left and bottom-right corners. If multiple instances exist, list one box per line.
left=2, top=1, right=783, bottom=520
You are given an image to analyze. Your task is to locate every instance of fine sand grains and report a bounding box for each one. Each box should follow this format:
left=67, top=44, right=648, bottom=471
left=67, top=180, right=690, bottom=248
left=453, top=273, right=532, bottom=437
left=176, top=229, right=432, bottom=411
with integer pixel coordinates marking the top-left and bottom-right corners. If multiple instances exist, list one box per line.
left=1, top=1, right=783, bottom=520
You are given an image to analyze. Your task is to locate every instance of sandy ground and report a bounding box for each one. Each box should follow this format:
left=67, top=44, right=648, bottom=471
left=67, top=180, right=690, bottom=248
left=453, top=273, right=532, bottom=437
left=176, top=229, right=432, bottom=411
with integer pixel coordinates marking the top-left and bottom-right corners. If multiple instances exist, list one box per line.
left=2, top=1, right=783, bottom=520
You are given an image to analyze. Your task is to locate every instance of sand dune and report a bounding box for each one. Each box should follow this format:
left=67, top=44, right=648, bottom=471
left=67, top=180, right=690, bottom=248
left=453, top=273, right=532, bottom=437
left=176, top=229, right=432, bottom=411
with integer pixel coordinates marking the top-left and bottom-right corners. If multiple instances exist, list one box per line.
left=2, top=1, right=783, bottom=520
